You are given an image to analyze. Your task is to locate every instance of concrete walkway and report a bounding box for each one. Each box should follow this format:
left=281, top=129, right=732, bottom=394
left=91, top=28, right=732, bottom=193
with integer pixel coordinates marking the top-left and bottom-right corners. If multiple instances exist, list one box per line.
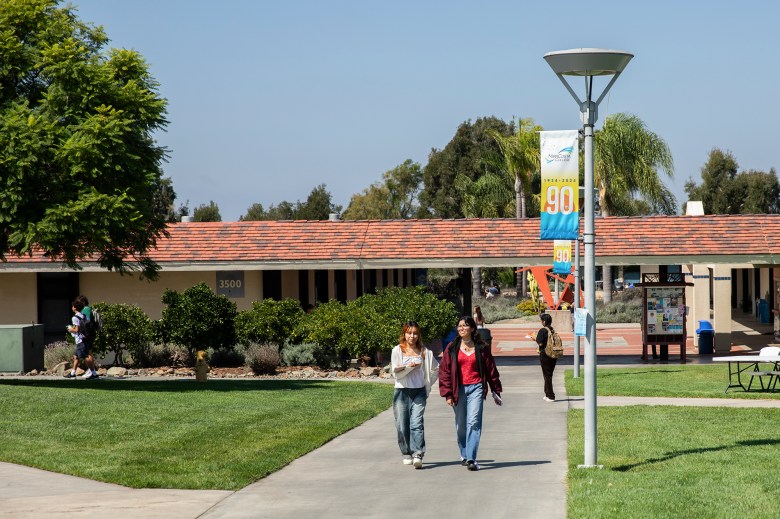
left=3, top=313, right=779, bottom=518
left=0, top=363, right=568, bottom=519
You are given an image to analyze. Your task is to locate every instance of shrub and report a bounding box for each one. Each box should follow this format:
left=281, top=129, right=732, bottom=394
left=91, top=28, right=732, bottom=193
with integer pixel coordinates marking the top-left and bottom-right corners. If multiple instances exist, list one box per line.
left=44, top=341, right=72, bottom=370
left=209, top=347, right=245, bottom=367
left=245, top=343, right=281, bottom=374
left=281, top=342, right=317, bottom=366
left=133, top=343, right=192, bottom=368
left=474, top=295, right=520, bottom=323
left=295, top=300, right=350, bottom=368
left=235, top=298, right=303, bottom=347
left=92, top=303, right=153, bottom=366
left=157, top=283, right=238, bottom=356
left=516, top=298, right=539, bottom=316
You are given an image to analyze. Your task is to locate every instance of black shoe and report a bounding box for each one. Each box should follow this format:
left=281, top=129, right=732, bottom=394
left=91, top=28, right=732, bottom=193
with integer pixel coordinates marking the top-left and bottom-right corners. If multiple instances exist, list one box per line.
left=460, top=458, right=468, bottom=466
left=466, top=460, right=479, bottom=471
left=64, top=372, right=76, bottom=378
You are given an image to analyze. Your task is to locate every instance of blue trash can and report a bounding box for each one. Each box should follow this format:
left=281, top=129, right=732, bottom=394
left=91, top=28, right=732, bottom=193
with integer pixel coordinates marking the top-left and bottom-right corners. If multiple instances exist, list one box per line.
left=759, top=299, right=770, bottom=323
left=696, top=320, right=714, bottom=354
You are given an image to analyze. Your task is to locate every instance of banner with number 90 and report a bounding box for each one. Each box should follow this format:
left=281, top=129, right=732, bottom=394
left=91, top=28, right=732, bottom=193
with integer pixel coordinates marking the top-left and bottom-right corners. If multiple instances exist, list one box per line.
left=540, top=130, right=579, bottom=240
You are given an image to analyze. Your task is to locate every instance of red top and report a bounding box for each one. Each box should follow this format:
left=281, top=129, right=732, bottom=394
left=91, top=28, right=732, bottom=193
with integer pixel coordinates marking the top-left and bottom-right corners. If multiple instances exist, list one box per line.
left=458, top=348, right=481, bottom=385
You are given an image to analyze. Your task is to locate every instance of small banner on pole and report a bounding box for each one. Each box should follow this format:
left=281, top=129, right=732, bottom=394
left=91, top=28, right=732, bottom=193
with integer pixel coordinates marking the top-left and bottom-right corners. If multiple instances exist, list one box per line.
left=574, top=308, right=588, bottom=337
left=540, top=130, right=579, bottom=240
left=552, top=240, right=572, bottom=275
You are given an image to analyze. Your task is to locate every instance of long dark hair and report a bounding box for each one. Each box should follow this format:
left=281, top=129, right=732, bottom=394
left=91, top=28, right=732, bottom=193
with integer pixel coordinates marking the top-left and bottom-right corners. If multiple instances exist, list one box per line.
left=458, top=315, right=480, bottom=343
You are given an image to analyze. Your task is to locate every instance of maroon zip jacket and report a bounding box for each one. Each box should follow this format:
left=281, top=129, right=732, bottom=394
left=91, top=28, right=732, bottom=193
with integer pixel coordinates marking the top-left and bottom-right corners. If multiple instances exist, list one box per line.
left=439, top=336, right=502, bottom=405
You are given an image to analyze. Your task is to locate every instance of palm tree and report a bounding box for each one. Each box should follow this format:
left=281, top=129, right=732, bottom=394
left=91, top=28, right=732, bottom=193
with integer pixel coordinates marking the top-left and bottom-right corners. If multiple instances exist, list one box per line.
left=454, top=171, right=515, bottom=299
left=594, top=113, right=675, bottom=303
left=488, top=118, right=543, bottom=296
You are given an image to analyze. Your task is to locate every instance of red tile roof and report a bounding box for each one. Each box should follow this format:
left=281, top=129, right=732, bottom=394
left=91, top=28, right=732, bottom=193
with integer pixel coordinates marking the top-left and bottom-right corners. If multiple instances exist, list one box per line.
left=3, top=215, right=780, bottom=271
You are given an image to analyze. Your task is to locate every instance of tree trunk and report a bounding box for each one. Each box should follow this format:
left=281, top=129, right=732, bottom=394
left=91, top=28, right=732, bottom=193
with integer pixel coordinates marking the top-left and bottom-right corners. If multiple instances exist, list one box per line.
left=472, top=267, right=482, bottom=301
left=600, top=196, right=612, bottom=304
left=516, top=176, right=527, bottom=299
left=602, top=265, right=613, bottom=304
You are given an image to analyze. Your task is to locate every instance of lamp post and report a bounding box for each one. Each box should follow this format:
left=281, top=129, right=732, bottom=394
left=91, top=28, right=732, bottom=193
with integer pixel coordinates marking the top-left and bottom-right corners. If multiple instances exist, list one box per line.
left=544, top=48, right=633, bottom=467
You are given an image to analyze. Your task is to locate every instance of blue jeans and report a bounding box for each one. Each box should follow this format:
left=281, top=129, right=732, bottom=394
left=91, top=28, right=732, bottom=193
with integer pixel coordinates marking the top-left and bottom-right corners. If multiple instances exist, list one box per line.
left=393, top=387, right=427, bottom=457
left=453, top=383, right=484, bottom=461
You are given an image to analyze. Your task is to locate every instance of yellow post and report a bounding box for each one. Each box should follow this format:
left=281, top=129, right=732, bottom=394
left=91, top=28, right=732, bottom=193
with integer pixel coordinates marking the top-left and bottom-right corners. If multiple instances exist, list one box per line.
left=195, top=350, right=210, bottom=382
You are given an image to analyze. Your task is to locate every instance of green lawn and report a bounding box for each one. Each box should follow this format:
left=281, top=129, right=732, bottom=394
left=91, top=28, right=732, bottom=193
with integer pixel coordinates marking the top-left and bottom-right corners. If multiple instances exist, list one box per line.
left=565, top=364, right=780, bottom=399
left=0, top=378, right=393, bottom=490
left=568, top=406, right=780, bottom=518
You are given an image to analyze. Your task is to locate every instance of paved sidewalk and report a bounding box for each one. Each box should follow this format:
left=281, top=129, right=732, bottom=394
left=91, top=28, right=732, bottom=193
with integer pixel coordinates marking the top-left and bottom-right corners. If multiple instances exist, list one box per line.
left=0, top=363, right=569, bottom=519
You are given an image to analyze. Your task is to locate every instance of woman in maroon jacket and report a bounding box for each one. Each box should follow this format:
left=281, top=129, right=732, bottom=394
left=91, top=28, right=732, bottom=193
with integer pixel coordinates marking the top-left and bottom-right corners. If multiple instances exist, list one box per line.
left=438, top=315, right=503, bottom=471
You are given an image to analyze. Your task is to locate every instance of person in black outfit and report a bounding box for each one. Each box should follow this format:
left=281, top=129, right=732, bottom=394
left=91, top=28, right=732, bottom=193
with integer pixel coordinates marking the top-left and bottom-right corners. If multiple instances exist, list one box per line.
left=534, top=313, right=557, bottom=402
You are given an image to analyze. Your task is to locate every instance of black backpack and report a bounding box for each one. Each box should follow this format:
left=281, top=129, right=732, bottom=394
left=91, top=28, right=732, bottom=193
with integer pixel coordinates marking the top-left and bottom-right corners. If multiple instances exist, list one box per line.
left=81, top=309, right=104, bottom=343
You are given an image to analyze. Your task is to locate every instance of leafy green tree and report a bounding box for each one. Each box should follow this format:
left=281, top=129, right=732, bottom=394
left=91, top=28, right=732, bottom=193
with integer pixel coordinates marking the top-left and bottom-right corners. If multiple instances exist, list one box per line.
left=239, top=185, right=341, bottom=221
left=594, top=113, right=675, bottom=302
left=685, top=149, right=780, bottom=215
left=734, top=169, right=780, bottom=214
left=0, top=0, right=169, bottom=279
left=239, top=203, right=267, bottom=221
left=418, top=117, right=514, bottom=218
left=151, top=177, right=178, bottom=223
left=235, top=298, right=304, bottom=347
left=295, top=184, right=342, bottom=220
left=343, top=160, right=423, bottom=220
left=157, top=283, right=238, bottom=358
left=92, top=302, right=153, bottom=366
left=193, top=200, right=222, bottom=222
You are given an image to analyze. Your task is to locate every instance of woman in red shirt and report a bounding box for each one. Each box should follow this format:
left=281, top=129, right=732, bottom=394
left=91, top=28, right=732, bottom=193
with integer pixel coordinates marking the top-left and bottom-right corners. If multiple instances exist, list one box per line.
left=438, top=316, right=503, bottom=471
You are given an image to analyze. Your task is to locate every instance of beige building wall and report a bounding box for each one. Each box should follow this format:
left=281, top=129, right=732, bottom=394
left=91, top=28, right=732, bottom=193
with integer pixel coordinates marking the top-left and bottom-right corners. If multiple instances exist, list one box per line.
left=78, top=270, right=264, bottom=320
left=0, top=273, right=38, bottom=323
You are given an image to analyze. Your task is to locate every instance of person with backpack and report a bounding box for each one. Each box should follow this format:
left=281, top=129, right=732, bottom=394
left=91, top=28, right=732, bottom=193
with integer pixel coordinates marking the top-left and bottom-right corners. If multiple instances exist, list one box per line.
left=74, top=295, right=100, bottom=378
left=534, top=313, right=562, bottom=402
left=64, top=298, right=97, bottom=379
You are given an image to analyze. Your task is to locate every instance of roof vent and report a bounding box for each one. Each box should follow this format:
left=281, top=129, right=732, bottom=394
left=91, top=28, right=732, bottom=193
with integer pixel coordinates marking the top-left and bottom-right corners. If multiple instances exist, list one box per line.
left=328, top=213, right=341, bottom=221
left=181, top=216, right=194, bottom=223
left=685, top=201, right=704, bottom=216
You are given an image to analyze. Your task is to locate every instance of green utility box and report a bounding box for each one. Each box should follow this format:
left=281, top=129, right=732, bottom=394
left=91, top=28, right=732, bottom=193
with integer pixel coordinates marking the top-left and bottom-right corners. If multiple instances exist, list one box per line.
left=0, top=324, right=45, bottom=373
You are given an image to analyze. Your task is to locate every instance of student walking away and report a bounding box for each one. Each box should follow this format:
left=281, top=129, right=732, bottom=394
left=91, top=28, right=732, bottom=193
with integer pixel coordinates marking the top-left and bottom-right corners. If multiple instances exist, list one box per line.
left=438, top=316, right=502, bottom=471
left=390, top=321, right=439, bottom=469
left=534, top=313, right=562, bottom=402
left=473, top=305, right=485, bottom=329
left=65, top=299, right=98, bottom=379
left=74, top=295, right=99, bottom=379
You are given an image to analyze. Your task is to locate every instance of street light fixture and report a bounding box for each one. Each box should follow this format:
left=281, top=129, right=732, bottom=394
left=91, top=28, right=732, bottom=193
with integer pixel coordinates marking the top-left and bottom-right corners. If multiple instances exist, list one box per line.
left=544, top=48, right=633, bottom=468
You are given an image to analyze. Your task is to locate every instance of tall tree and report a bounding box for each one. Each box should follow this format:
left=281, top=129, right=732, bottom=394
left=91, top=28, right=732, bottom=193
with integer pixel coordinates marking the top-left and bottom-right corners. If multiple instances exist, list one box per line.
left=418, top=117, right=514, bottom=218
left=193, top=201, right=222, bottom=222
left=239, top=184, right=341, bottom=221
left=150, top=177, right=178, bottom=223
left=594, top=113, right=675, bottom=302
left=0, top=0, right=170, bottom=279
left=685, top=149, right=780, bottom=214
left=343, top=160, right=422, bottom=220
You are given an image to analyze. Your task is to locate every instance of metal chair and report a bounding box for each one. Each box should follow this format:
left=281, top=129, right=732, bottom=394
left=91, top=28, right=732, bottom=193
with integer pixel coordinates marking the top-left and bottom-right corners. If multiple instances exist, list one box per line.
left=746, top=346, right=780, bottom=391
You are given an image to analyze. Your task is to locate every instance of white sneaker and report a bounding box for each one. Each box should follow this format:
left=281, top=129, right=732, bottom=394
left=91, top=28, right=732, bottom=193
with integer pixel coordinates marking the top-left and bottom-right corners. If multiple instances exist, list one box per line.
left=543, top=396, right=555, bottom=402
left=412, top=456, right=422, bottom=469
left=402, top=455, right=413, bottom=465
left=82, top=370, right=95, bottom=379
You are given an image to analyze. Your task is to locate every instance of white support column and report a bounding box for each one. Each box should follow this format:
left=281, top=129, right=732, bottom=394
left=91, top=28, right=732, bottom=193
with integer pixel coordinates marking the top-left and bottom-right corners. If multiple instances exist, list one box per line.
left=712, top=265, right=733, bottom=352
left=683, top=264, right=696, bottom=342
left=692, top=264, right=711, bottom=349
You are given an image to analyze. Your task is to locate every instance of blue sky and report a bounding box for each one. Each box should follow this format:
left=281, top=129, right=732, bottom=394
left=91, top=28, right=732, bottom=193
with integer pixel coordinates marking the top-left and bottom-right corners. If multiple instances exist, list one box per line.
left=72, top=0, right=780, bottom=221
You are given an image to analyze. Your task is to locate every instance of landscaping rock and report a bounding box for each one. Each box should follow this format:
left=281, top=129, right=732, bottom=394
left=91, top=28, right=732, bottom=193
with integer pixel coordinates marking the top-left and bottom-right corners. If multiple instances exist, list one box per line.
left=107, top=367, right=127, bottom=377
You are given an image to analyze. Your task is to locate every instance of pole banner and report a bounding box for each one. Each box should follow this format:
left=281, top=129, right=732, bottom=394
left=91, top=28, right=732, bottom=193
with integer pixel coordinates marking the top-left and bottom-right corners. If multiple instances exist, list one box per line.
left=540, top=130, right=579, bottom=240
left=552, top=240, right=572, bottom=274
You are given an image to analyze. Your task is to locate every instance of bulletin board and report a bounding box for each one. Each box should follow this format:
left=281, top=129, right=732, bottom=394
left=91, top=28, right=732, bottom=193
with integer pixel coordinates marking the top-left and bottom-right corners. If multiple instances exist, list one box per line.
left=639, top=273, right=692, bottom=362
